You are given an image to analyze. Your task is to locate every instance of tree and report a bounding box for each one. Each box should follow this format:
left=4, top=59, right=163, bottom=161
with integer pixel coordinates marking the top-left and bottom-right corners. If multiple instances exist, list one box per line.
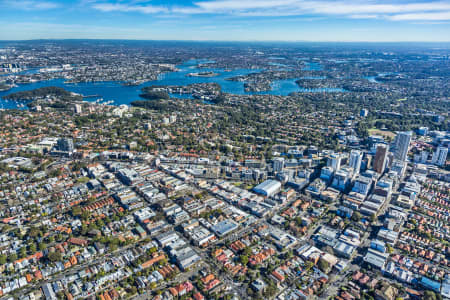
left=305, top=261, right=314, bottom=271
left=263, top=280, right=278, bottom=297
left=39, top=242, right=47, bottom=251
left=109, top=243, right=118, bottom=251
left=423, top=291, right=436, bottom=300
left=8, top=253, right=17, bottom=263
left=240, top=255, right=249, bottom=266
left=351, top=211, right=362, bottom=222
left=28, top=226, right=42, bottom=238
left=19, top=247, right=27, bottom=258
left=386, top=244, right=394, bottom=254
left=139, top=90, right=170, bottom=100
left=48, top=251, right=62, bottom=262
left=284, top=249, right=293, bottom=260
left=81, top=210, right=91, bottom=221
left=96, top=218, right=105, bottom=228
left=71, top=206, right=82, bottom=217
left=147, top=246, right=157, bottom=255
left=243, top=246, right=252, bottom=256
left=56, top=233, right=64, bottom=242
left=29, top=243, right=37, bottom=253
left=318, top=258, right=330, bottom=273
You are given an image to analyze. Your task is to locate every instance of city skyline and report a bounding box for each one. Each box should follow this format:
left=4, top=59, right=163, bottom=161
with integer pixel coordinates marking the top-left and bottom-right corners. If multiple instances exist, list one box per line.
left=0, top=0, right=450, bottom=42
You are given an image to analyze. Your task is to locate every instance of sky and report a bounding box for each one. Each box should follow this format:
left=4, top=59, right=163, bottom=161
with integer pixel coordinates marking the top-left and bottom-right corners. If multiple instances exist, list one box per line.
left=0, top=0, right=449, bottom=41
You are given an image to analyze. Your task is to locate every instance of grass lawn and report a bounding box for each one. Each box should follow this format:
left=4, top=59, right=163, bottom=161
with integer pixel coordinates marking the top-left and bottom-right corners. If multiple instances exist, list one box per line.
left=368, top=128, right=396, bottom=139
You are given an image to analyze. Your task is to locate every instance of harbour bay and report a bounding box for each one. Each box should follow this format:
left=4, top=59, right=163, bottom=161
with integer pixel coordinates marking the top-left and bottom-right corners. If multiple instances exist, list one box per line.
left=0, top=59, right=345, bottom=109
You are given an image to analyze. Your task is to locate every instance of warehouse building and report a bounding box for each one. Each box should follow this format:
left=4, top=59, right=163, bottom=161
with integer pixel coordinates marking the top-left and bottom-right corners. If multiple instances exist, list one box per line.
left=253, top=180, right=282, bottom=197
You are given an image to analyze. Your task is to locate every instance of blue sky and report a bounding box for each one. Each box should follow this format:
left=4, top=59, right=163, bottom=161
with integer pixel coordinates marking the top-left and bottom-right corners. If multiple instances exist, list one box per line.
left=0, top=0, right=449, bottom=41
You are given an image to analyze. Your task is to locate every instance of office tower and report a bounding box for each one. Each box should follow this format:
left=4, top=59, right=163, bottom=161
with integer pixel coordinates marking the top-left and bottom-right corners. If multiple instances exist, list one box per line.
left=57, top=138, right=74, bottom=153
left=361, top=155, right=372, bottom=172
left=433, top=115, right=444, bottom=123
left=272, top=157, right=285, bottom=172
left=432, top=146, right=448, bottom=166
left=374, top=144, right=388, bottom=174
left=420, top=151, right=428, bottom=163
left=386, top=152, right=394, bottom=169
left=349, top=150, right=362, bottom=174
left=360, top=108, right=369, bottom=117
left=327, top=153, right=342, bottom=171
left=394, top=131, right=412, bottom=161
left=417, top=127, right=428, bottom=136
left=74, top=104, right=82, bottom=114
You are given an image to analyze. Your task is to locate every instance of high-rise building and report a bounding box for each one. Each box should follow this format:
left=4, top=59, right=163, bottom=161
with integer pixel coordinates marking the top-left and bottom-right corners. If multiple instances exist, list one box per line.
left=432, top=146, right=448, bottom=167
left=360, top=108, right=369, bottom=117
left=349, top=150, right=362, bottom=174
left=420, top=151, right=429, bottom=163
left=57, top=138, right=74, bottom=153
left=328, top=153, right=342, bottom=171
left=74, top=104, right=82, bottom=114
left=374, top=144, right=388, bottom=174
left=272, top=157, right=285, bottom=173
left=332, top=168, right=352, bottom=191
left=417, top=127, right=428, bottom=136
left=394, top=131, right=412, bottom=161
left=352, top=175, right=372, bottom=196
left=390, top=160, right=406, bottom=178
left=433, top=115, right=444, bottom=123
left=386, top=153, right=394, bottom=169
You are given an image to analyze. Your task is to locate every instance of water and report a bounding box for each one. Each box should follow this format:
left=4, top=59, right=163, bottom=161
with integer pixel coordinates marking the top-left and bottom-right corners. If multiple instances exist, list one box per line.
left=0, top=59, right=343, bottom=109
left=365, top=76, right=379, bottom=83
left=268, top=62, right=290, bottom=68
left=299, top=76, right=326, bottom=80
left=364, top=72, right=395, bottom=83
left=328, top=59, right=348, bottom=64
left=302, top=62, right=322, bottom=71
left=0, top=68, right=41, bottom=77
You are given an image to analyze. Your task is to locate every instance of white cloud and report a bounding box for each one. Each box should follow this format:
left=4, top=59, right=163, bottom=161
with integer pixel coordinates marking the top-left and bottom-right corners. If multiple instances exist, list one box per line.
left=387, top=11, right=450, bottom=20
left=194, top=0, right=297, bottom=11
left=195, top=0, right=450, bottom=21
left=1, top=0, right=59, bottom=10
left=88, top=0, right=450, bottom=21
left=92, top=2, right=168, bottom=13
left=348, top=14, right=380, bottom=19
left=191, top=0, right=450, bottom=17
left=301, top=1, right=450, bottom=15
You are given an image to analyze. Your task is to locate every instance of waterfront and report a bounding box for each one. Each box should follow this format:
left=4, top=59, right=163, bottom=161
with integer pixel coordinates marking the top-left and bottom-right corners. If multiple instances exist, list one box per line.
left=0, top=59, right=345, bottom=109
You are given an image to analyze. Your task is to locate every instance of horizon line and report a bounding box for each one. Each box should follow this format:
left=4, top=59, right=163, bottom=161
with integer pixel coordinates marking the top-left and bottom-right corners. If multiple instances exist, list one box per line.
left=1, top=38, right=450, bottom=44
